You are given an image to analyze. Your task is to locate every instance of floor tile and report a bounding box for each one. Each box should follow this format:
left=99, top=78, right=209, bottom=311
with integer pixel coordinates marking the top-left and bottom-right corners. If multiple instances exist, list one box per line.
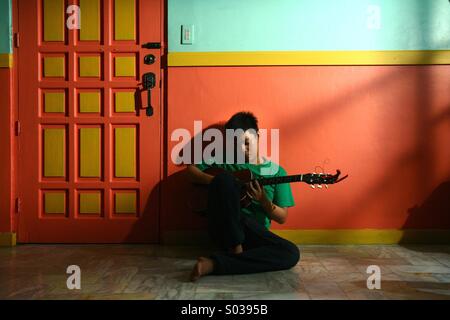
left=1, top=244, right=449, bottom=300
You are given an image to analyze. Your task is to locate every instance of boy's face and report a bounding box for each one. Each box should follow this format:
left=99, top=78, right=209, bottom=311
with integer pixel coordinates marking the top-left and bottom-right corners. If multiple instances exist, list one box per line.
left=238, top=130, right=259, bottom=163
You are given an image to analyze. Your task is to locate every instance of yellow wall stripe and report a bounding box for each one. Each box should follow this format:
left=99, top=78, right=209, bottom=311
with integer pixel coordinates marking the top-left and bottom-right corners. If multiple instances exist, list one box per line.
left=114, top=0, right=135, bottom=41
left=273, top=230, right=403, bottom=245
left=79, top=0, right=100, bottom=41
left=274, top=229, right=450, bottom=244
left=168, top=50, right=450, bottom=66
left=6, top=51, right=448, bottom=69
left=80, top=128, right=101, bottom=177
left=162, top=229, right=450, bottom=245
left=0, top=54, right=13, bottom=68
left=0, top=233, right=17, bottom=246
left=43, top=0, right=64, bottom=42
left=115, top=127, right=136, bottom=177
left=44, top=128, right=65, bottom=177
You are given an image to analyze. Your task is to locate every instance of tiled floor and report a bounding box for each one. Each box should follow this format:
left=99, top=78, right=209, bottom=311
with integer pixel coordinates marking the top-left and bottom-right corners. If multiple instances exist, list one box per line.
left=0, top=244, right=449, bottom=300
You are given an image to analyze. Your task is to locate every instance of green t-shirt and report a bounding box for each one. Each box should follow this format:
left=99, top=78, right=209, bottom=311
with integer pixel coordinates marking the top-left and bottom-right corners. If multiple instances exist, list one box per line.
left=195, top=158, right=295, bottom=229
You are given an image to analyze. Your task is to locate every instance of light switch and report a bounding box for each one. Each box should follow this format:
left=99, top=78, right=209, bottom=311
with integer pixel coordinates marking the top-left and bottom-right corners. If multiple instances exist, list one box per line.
left=181, top=25, right=194, bottom=45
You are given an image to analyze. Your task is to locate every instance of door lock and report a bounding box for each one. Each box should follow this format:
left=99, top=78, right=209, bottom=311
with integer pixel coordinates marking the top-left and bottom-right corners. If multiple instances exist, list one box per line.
left=144, top=54, right=156, bottom=65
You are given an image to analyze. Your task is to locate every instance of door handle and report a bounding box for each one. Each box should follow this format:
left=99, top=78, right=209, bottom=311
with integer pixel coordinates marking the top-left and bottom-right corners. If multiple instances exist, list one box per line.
left=142, top=72, right=156, bottom=116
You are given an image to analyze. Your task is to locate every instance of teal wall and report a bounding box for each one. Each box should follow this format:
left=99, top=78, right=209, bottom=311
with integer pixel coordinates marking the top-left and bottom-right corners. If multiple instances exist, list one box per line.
left=1, top=0, right=448, bottom=54
left=169, top=0, right=450, bottom=52
left=0, top=0, right=12, bottom=54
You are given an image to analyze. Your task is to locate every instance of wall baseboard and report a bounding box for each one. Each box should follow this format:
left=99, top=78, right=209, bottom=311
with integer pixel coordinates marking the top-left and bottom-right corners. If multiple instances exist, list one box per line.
left=0, top=53, right=13, bottom=68
left=162, top=229, right=450, bottom=245
left=0, top=232, right=16, bottom=246
left=5, top=230, right=449, bottom=246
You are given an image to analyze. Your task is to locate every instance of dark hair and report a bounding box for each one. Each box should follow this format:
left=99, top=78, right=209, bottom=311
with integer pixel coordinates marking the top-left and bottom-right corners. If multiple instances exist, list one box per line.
left=225, top=111, right=259, bottom=132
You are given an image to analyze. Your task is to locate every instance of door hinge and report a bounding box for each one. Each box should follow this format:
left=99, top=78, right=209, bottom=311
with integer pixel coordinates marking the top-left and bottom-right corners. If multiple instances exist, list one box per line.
left=15, top=197, right=21, bottom=213
left=14, top=33, right=20, bottom=48
left=15, top=120, right=21, bottom=136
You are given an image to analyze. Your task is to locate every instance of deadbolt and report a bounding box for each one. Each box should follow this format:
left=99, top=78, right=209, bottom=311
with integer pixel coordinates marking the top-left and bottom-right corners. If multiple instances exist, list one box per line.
left=144, top=54, right=156, bottom=65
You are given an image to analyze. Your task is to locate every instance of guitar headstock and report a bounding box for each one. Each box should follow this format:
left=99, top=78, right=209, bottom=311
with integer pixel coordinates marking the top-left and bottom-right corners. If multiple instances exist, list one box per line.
left=303, top=170, right=348, bottom=189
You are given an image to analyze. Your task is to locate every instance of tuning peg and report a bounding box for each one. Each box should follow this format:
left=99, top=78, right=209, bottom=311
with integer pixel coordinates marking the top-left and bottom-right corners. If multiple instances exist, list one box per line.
left=317, top=184, right=323, bottom=189
left=325, top=184, right=329, bottom=189
left=310, top=185, right=315, bottom=189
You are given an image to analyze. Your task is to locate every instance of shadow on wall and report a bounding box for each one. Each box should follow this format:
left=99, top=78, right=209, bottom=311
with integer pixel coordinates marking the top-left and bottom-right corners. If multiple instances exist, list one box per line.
left=123, top=176, right=161, bottom=243
left=159, top=122, right=227, bottom=241
left=399, top=180, right=450, bottom=246
left=123, top=121, right=224, bottom=244
left=404, top=181, right=450, bottom=229
left=399, top=2, right=450, bottom=245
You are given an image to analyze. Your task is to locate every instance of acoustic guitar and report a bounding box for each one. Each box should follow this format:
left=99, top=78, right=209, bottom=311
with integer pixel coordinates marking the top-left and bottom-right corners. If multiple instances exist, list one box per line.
left=189, top=167, right=348, bottom=214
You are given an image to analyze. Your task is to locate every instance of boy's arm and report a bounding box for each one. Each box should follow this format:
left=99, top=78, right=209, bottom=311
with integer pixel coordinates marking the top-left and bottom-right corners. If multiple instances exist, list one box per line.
left=260, top=198, right=289, bottom=225
left=185, top=164, right=214, bottom=185
left=247, top=181, right=289, bottom=224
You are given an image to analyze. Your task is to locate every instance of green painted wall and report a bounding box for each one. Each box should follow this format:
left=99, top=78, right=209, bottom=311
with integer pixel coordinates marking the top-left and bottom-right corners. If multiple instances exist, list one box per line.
left=169, top=0, right=450, bottom=52
left=0, top=0, right=12, bottom=54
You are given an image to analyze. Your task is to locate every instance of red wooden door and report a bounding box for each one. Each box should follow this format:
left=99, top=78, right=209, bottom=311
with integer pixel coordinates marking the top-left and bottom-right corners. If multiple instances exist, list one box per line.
left=17, top=0, right=162, bottom=243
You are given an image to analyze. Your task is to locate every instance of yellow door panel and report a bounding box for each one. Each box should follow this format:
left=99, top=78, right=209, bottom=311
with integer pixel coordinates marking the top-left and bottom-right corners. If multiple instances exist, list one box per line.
left=79, top=56, right=101, bottom=77
left=115, top=92, right=135, bottom=112
left=115, top=57, right=135, bottom=77
left=114, top=128, right=136, bottom=178
left=44, top=92, right=65, bottom=113
left=44, top=57, right=65, bottom=77
left=79, top=0, right=100, bottom=41
left=43, top=0, right=64, bottom=42
left=79, top=192, right=101, bottom=214
left=115, top=192, right=136, bottom=214
left=44, top=192, right=66, bottom=214
left=114, top=0, right=136, bottom=41
left=80, top=128, right=101, bottom=177
left=44, top=128, right=65, bottom=177
left=79, top=92, right=101, bottom=113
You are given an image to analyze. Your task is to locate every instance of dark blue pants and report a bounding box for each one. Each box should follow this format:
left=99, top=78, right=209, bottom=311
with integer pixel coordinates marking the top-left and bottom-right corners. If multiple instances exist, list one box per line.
left=206, top=172, right=300, bottom=275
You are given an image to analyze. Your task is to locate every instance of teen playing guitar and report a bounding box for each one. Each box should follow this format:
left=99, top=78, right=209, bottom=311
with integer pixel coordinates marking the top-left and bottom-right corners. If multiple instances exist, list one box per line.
left=185, top=112, right=348, bottom=281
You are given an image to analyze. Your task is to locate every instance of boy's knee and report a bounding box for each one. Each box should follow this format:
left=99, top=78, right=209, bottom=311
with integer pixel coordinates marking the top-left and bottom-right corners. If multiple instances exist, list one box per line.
left=280, top=241, right=300, bottom=269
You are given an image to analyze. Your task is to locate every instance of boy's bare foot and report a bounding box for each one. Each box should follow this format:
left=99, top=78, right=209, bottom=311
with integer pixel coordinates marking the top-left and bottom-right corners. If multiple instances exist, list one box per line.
left=229, top=244, right=243, bottom=254
left=190, top=257, right=214, bottom=282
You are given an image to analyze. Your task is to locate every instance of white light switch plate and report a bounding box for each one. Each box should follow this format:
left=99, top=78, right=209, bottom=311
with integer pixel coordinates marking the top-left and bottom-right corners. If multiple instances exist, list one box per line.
left=181, top=25, right=194, bottom=45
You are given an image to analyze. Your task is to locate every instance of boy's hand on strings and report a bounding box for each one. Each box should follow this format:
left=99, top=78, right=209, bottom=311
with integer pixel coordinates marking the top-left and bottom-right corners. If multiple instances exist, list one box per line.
left=246, top=180, right=268, bottom=203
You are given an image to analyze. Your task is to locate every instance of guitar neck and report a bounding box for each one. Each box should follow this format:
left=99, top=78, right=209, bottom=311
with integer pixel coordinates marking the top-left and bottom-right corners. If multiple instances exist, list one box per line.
left=256, top=174, right=304, bottom=186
